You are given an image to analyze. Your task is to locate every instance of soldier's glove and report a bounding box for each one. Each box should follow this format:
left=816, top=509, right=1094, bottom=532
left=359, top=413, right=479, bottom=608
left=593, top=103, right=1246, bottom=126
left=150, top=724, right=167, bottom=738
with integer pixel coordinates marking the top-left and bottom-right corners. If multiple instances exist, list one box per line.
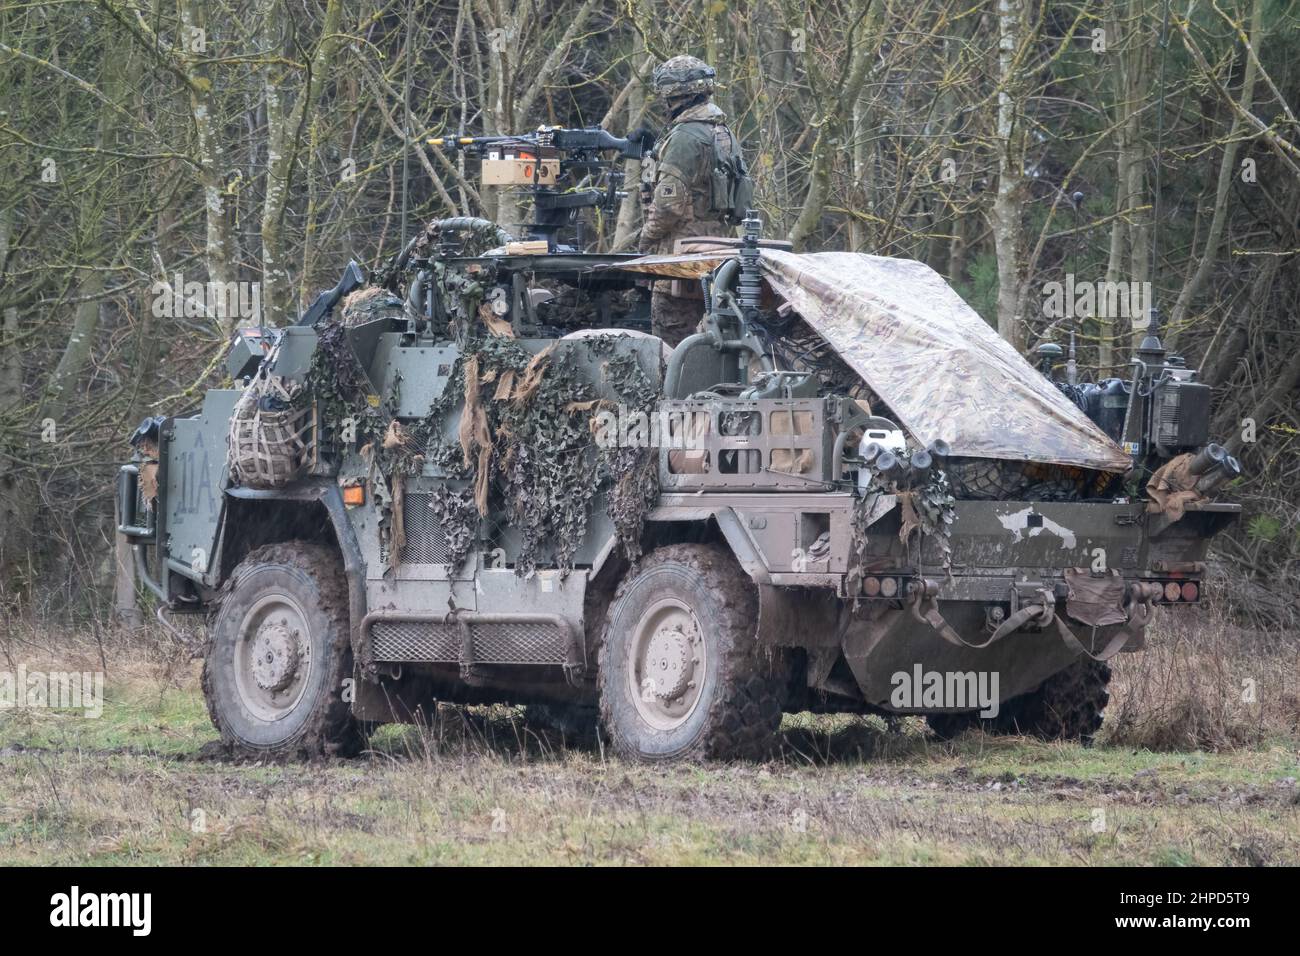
left=631, top=125, right=657, bottom=153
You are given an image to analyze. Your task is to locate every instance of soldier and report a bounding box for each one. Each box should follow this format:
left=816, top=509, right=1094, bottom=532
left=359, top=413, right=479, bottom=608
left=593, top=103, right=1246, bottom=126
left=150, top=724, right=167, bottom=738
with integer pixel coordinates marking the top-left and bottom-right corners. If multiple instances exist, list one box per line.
left=641, top=55, right=749, bottom=346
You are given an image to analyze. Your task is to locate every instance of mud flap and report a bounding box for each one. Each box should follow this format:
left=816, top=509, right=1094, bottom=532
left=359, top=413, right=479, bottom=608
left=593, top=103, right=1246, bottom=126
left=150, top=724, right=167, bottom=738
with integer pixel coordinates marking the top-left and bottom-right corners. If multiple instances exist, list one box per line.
left=755, top=582, right=839, bottom=647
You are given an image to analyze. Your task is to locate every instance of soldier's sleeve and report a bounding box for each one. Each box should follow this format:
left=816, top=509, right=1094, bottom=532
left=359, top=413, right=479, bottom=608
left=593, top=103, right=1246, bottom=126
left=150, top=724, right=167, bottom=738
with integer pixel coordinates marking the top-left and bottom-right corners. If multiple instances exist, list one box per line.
left=642, top=165, right=692, bottom=244
left=641, top=131, right=702, bottom=245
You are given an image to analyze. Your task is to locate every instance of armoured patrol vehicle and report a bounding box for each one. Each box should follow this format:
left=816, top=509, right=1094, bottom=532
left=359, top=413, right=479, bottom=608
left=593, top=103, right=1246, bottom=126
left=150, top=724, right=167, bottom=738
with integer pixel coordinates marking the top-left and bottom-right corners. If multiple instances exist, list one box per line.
left=117, top=127, right=1241, bottom=760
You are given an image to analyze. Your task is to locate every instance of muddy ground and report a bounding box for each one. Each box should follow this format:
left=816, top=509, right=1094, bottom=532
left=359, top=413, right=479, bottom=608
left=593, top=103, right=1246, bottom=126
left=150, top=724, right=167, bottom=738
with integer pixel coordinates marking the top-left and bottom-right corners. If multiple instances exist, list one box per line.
left=1, top=611, right=1298, bottom=866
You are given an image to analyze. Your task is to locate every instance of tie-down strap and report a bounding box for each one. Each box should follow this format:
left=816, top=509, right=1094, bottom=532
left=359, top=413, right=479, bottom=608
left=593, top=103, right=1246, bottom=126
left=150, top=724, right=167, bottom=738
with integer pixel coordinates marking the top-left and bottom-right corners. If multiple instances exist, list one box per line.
left=908, top=580, right=1157, bottom=661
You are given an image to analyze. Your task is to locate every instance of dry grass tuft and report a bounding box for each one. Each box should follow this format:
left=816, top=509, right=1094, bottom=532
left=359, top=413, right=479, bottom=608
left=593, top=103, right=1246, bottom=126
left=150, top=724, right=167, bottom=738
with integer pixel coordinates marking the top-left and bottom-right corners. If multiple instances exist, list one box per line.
left=1102, top=604, right=1300, bottom=751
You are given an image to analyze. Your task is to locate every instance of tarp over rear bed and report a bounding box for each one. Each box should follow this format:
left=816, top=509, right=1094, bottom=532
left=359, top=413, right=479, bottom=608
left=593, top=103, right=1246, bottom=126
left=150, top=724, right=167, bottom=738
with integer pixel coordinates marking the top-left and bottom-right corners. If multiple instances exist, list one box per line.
left=603, top=249, right=1132, bottom=473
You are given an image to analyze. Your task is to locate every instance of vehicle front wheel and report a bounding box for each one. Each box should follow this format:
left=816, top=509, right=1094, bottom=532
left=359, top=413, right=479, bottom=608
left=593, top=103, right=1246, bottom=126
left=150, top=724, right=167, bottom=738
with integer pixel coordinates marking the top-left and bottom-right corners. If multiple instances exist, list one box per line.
left=598, top=544, right=789, bottom=762
left=202, top=541, right=366, bottom=758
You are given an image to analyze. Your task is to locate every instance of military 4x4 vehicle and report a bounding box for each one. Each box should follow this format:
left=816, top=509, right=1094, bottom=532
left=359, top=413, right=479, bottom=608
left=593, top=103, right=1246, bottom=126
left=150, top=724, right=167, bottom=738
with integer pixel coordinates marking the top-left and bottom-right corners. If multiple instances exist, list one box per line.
left=118, top=127, right=1241, bottom=761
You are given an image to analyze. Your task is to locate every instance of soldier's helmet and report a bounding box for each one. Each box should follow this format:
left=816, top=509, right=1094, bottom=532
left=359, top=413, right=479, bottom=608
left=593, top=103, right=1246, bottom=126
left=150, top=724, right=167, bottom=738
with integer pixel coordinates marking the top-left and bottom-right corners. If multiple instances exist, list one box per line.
left=652, top=55, right=717, bottom=102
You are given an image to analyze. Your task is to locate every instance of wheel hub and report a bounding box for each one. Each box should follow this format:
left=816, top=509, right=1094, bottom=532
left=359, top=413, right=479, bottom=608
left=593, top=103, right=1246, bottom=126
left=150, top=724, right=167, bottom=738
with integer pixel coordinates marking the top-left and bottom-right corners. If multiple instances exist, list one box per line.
left=628, top=599, right=706, bottom=732
left=250, top=622, right=301, bottom=693
left=644, top=624, right=693, bottom=700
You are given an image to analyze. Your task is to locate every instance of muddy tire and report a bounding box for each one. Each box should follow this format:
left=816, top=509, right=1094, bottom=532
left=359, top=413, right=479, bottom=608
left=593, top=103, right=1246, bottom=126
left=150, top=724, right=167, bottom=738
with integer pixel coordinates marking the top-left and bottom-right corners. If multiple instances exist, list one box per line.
left=927, top=658, right=1111, bottom=744
left=202, top=542, right=365, bottom=758
left=597, top=543, right=789, bottom=762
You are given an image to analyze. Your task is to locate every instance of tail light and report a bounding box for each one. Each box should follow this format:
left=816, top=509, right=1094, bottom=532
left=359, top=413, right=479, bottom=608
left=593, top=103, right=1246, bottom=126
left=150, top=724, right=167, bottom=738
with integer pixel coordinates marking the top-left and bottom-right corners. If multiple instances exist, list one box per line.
left=861, top=575, right=906, bottom=599
left=1144, top=577, right=1202, bottom=603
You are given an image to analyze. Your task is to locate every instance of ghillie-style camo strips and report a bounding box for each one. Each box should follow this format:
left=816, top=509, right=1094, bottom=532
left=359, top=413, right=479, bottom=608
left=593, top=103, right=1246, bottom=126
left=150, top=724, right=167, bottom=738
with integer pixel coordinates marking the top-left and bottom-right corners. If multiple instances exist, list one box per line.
left=310, top=317, right=661, bottom=578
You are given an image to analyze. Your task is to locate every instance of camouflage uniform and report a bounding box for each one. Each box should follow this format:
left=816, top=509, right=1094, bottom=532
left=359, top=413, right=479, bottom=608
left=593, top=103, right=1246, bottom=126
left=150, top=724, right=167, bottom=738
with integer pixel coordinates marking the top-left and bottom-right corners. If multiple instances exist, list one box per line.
left=641, top=57, right=744, bottom=347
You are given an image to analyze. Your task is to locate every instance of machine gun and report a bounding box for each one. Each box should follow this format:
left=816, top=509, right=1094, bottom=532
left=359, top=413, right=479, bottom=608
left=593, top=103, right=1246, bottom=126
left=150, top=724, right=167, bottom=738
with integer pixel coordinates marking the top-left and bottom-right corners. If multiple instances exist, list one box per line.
left=295, top=259, right=366, bottom=327
left=429, top=126, right=647, bottom=252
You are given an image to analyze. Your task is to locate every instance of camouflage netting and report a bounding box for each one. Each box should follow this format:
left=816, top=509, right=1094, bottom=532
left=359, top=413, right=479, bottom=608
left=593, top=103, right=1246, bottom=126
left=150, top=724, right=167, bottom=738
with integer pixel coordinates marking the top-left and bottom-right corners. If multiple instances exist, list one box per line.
left=339, top=286, right=404, bottom=327
left=593, top=350, right=660, bottom=564
left=309, top=312, right=659, bottom=577
left=849, top=459, right=956, bottom=591
left=431, top=260, right=491, bottom=339
left=426, top=484, right=480, bottom=570
left=308, top=319, right=387, bottom=448
left=944, top=457, right=1113, bottom=501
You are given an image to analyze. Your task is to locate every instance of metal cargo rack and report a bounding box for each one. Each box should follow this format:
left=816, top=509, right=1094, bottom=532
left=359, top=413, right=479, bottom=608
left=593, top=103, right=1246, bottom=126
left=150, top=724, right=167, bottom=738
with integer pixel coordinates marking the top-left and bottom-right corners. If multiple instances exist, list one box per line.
left=657, top=397, right=835, bottom=491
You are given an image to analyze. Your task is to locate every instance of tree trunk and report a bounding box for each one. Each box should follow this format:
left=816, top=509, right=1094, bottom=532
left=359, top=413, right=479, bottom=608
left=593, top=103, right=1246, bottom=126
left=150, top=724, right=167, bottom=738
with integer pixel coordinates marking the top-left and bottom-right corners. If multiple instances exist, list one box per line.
left=613, top=41, right=648, bottom=252
left=787, top=0, right=877, bottom=248
left=180, top=0, right=241, bottom=333
left=40, top=271, right=105, bottom=424
left=0, top=205, right=33, bottom=584
left=991, top=0, right=1027, bottom=349
left=1167, top=0, right=1263, bottom=349
left=260, top=0, right=343, bottom=326
left=1121, top=6, right=1152, bottom=348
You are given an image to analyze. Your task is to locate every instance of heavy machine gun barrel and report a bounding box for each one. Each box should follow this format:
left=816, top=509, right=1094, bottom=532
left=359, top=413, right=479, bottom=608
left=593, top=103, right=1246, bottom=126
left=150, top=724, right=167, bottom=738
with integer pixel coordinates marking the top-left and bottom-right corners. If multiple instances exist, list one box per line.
left=429, top=126, right=645, bottom=160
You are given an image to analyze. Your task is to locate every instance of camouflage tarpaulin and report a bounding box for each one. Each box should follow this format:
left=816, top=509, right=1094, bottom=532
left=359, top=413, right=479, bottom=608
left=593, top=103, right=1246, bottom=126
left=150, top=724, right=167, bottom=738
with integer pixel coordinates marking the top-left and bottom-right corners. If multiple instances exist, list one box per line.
left=605, top=250, right=1132, bottom=472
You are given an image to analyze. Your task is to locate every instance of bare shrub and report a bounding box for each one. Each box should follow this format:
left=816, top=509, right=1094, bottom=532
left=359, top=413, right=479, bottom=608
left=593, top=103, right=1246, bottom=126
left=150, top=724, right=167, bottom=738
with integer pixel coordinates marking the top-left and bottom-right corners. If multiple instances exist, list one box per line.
left=1102, top=603, right=1300, bottom=751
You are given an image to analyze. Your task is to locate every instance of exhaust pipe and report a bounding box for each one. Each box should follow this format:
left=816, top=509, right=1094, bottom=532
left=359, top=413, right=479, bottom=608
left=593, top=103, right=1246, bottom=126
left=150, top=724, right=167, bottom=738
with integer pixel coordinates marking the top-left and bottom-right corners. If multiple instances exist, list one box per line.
left=1195, top=453, right=1241, bottom=495
left=908, top=449, right=933, bottom=485
left=1187, top=443, right=1227, bottom=477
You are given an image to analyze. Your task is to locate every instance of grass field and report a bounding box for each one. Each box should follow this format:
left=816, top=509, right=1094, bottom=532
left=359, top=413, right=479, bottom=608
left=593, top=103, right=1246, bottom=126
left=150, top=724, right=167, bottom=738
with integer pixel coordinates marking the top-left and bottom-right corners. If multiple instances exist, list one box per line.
left=1, top=613, right=1297, bottom=866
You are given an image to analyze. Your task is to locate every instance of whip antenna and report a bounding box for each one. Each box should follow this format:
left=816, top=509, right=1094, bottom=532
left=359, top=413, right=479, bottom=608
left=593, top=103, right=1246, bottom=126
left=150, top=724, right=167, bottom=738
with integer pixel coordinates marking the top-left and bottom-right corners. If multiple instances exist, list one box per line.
left=1143, top=0, right=1173, bottom=352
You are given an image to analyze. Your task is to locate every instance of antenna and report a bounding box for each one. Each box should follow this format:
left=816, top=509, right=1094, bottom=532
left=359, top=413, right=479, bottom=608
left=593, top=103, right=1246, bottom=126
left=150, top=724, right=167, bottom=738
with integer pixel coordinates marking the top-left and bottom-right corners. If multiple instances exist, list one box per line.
left=399, top=0, right=414, bottom=253
left=1142, top=0, right=1173, bottom=355
left=1068, top=187, right=1084, bottom=377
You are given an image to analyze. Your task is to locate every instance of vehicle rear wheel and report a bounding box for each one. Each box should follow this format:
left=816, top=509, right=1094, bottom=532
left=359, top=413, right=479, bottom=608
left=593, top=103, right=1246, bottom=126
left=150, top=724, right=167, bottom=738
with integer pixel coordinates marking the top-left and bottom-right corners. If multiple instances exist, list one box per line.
left=202, top=541, right=366, bottom=758
left=598, top=544, right=789, bottom=762
left=927, top=658, right=1111, bottom=744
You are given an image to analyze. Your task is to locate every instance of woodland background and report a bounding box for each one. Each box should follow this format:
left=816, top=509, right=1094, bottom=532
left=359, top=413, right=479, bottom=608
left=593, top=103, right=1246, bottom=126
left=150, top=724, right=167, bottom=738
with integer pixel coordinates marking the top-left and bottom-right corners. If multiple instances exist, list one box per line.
left=1, top=0, right=1297, bottom=627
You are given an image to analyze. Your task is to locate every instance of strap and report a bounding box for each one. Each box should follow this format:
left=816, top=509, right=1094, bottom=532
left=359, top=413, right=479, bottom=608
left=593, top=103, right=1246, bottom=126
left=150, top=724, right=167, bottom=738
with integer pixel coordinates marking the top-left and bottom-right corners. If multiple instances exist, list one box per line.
left=1053, top=615, right=1132, bottom=661
left=911, top=585, right=1146, bottom=661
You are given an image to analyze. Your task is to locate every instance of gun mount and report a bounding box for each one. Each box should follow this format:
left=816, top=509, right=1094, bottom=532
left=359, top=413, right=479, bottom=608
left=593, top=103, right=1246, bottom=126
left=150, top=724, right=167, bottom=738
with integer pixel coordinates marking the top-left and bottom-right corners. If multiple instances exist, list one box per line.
left=429, top=126, right=646, bottom=253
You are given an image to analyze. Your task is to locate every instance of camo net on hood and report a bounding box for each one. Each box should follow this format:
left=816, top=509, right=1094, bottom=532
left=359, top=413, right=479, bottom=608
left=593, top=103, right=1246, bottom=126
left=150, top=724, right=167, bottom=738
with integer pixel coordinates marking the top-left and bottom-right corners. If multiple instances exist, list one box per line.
left=848, top=457, right=957, bottom=592
left=309, top=317, right=659, bottom=577
left=594, top=350, right=661, bottom=564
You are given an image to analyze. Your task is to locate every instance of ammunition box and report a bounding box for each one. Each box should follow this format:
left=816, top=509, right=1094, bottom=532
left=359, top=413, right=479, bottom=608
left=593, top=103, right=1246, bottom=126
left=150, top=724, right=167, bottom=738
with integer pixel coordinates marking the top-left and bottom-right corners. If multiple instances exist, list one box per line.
left=481, top=157, right=559, bottom=186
